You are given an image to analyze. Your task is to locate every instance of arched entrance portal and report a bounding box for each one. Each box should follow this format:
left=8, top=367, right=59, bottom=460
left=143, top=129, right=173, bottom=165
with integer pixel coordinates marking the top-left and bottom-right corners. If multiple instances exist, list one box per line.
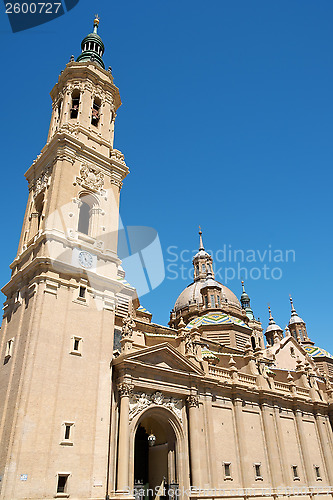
left=134, top=413, right=177, bottom=500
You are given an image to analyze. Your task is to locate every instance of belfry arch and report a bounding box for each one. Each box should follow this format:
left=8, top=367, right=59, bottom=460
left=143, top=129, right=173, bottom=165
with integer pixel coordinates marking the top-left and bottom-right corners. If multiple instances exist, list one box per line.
left=129, top=406, right=186, bottom=498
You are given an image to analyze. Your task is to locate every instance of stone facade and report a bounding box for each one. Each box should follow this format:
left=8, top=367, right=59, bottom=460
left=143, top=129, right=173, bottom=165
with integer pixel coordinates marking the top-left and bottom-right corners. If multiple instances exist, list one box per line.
left=0, top=18, right=333, bottom=500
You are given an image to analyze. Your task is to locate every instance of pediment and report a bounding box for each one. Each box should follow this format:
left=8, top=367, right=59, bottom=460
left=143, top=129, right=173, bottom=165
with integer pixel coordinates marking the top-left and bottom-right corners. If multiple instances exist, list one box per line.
left=115, top=343, right=204, bottom=375
left=274, top=336, right=307, bottom=357
left=273, top=337, right=316, bottom=371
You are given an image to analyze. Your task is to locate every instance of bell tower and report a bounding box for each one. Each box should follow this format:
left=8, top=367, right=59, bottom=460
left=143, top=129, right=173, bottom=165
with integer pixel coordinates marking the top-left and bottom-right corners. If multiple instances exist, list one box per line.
left=0, top=18, right=129, bottom=500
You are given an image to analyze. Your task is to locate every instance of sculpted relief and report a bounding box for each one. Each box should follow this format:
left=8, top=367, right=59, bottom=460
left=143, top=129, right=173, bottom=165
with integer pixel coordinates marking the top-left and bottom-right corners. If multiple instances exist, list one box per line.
left=129, top=391, right=183, bottom=423
left=75, top=164, right=104, bottom=192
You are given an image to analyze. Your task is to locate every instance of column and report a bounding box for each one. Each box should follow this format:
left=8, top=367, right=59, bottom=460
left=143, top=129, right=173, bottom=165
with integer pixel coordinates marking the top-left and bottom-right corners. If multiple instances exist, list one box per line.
left=314, top=412, right=333, bottom=484
left=232, top=397, right=248, bottom=488
left=117, top=382, right=133, bottom=492
left=186, top=394, right=201, bottom=488
left=260, top=401, right=283, bottom=488
left=294, top=408, right=313, bottom=484
left=272, top=405, right=289, bottom=485
left=203, top=392, right=219, bottom=487
left=168, top=449, right=176, bottom=484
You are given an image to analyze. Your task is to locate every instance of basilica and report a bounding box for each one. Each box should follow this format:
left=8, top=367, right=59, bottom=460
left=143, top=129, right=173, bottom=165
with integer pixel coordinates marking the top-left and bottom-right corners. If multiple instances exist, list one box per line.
left=0, top=18, right=332, bottom=500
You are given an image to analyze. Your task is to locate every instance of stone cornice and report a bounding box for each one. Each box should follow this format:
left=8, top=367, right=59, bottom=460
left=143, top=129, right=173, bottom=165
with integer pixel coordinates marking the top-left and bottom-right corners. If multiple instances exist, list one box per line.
left=111, top=352, right=332, bottom=413
left=50, top=61, right=121, bottom=110
left=25, top=130, right=129, bottom=183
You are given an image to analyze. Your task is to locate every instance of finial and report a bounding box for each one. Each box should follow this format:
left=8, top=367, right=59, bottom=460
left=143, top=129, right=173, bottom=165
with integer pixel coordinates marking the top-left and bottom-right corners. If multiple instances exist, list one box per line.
left=241, top=280, right=246, bottom=293
left=198, top=226, right=204, bottom=251
left=70, top=55, right=74, bottom=62
left=93, top=14, right=100, bottom=33
left=268, top=304, right=274, bottom=321
left=289, top=295, right=296, bottom=313
left=178, top=317, right=186, bottom=329
left=228, top=355, right=236, bottom=368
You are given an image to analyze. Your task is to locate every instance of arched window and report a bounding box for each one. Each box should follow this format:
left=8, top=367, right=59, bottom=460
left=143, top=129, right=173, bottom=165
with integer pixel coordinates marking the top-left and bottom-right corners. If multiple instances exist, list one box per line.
left=70, top=89, right=80, bottom=119
left=35, top=193, right=44, bottom=231
left=91, top=97, right=101, bottom=126
left=77, top=194, right=99, bottom=237
left=78, top=201, right=91, bottom=235
left=251, top=336, right=256, bottom=350
left=57, top=100, right=62, bottom=121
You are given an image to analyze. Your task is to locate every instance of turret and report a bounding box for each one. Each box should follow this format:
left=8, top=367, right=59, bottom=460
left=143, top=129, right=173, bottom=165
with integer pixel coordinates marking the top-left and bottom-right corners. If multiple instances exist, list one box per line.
left=193, top=228, right=214, bottom=281
left=288, top=296, right=314, bottom=345
left=265, top=306, right=283, bottom=346
left=240, top=280, right=255, bottom=320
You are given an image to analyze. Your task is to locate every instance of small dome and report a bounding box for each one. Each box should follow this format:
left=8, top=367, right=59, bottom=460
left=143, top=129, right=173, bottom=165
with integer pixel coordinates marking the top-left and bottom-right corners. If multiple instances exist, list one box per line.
left=289, top=313, right=304, bottom=325
left=174, top=279, right=241, bottom=312
left=193, top=249, right=210, bottom=260
left=265, top=306, right=283, bottom=334
left=265, top=322, right=283, bottom=334
left=76, top=17, right=105, bottom=69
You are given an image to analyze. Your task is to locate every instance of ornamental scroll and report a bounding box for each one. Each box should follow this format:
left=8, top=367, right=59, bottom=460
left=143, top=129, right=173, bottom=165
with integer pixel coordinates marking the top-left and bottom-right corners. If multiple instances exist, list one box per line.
left=75, top=164, right=104, bottom=192
left=129, top=391, right=183, bottom=423
left=32, top=166, right=52, bottom=198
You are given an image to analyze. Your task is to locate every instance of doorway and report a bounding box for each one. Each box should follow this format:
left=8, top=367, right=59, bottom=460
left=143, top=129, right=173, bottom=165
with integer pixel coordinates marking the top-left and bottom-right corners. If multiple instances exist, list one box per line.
left=134, top=414, right=177, bottom=500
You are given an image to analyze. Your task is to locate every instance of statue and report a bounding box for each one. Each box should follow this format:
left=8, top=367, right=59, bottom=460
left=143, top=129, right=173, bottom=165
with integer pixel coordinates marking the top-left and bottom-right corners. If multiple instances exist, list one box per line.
left=122, top=314, right=136, bottom=339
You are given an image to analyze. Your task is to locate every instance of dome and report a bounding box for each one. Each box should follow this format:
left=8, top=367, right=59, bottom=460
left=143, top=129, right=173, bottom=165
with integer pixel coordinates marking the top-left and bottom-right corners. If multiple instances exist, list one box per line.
left=193, top=249, right=210, bottom=260
left=76, top=17, right=105, bottom=69
left=174, top=279, right=241, bottom=312
left=265, top=322, right=283, bottom=334
left=303, top=346, right=333, bottom=359
left=265, top=306, right=283, bottom=334
left=289, top=314, right=304, bottom=325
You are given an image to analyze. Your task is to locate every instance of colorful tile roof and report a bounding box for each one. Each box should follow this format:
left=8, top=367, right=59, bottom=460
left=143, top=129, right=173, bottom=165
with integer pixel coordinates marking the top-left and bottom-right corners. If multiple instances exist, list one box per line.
left=116, top=276, right=134, bottom=288
left=185, top=313, right=250, bottom=330
left=201, top=348, right=219, bottom=360
left=303, top=346, right=333, bottom=359
left=138, top=305, right=152, bottom=315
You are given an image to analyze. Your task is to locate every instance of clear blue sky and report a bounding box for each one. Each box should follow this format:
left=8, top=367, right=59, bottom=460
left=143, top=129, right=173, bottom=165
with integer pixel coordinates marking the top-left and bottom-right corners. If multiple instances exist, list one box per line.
left=0, top=1, right=332, bottom=351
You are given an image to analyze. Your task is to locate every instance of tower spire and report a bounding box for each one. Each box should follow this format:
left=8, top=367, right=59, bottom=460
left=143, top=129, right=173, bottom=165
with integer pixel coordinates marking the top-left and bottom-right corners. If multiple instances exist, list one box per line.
left=289, top=295, right=297, bottom=315
left=240, top=280, right=255, bottom=320
left=198, top=226, right=204, bottom=251
left=93, top=14, right=99, bottom=33
left=77, top=16, right=105, bottom=69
